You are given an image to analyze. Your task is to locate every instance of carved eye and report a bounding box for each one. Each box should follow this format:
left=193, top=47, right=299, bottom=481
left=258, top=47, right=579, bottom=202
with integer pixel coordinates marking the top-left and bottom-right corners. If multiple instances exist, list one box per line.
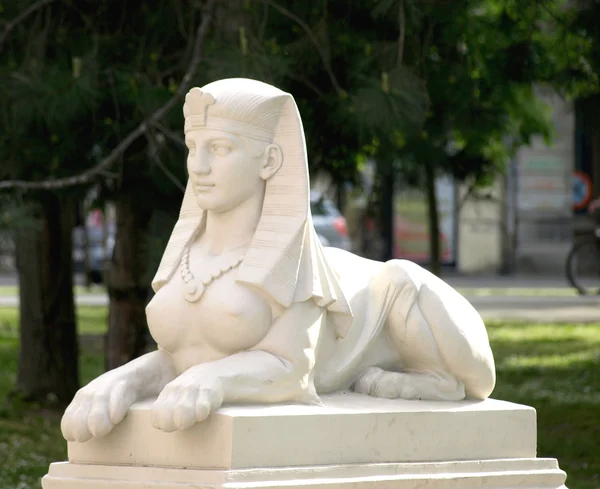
left=186, top=141, right=196, bottom=156
left=212, top=144, right=232, bottom=157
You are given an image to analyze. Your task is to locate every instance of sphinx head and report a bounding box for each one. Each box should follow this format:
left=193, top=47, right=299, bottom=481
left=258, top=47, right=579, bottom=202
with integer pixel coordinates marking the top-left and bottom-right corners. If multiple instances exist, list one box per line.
left=156, top=79, right=351, bottom=329
left=183, top=82, right=286, bottom=213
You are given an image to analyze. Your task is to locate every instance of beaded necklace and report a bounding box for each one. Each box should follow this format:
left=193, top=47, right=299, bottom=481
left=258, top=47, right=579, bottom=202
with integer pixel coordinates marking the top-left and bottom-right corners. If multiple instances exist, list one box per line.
left=179, top=246, right=245, bottom=303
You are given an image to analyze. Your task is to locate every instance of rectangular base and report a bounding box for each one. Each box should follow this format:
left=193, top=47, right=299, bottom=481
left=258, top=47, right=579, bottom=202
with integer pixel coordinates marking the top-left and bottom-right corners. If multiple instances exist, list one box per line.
left=43, top=459, right=568, bottom=489
left=67, top=394, right=537, bottom=469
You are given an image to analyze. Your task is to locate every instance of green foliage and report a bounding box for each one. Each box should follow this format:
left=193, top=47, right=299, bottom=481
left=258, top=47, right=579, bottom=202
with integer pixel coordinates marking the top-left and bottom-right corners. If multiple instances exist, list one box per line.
left=351, top=66, right=429, bottom=139
left=0, top=0, right=198, bottom=202
left=0, top=196, right=39, bottom=233
left=2, top=0, right=598, bottom=190
left=393, top=0, right=564, bottom=187
left=203, top=0, right=432, bottom=182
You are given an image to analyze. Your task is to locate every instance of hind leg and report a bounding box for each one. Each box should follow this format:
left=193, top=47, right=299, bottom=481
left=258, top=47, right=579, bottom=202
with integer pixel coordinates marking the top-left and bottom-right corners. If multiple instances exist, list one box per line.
left=353, top=297, right=466, bottom=401
left=353, top=367, right=464, bottom=401
left=353, top=259, right=492, bottom=401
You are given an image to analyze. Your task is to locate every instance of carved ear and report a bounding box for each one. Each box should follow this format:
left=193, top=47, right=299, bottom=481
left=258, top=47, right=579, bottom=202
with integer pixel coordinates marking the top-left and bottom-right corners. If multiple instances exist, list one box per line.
left=259, top=144, right=283, bottom=180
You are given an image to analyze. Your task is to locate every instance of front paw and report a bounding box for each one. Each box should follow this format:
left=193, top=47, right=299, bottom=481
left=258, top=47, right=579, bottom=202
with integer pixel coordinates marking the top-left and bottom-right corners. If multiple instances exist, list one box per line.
left=61, top=376, right=138, bottom=443
left=150, top=377, right=224, bottom=432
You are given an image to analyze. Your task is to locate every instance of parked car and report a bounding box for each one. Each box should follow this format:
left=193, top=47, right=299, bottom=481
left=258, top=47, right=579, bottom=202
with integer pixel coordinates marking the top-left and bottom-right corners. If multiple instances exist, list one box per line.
left=310, top=191, right=352, bottom=251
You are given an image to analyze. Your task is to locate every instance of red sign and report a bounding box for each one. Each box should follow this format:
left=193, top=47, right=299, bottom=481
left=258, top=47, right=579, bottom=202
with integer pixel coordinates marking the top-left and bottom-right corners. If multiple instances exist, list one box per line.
left=573, top=171, right=592, bottom=211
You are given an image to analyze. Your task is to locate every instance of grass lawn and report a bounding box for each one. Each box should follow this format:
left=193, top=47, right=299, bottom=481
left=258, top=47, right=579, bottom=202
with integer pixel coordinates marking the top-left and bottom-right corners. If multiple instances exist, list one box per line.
left=0, top=285, right=106, bottom=297
left=0, top=313, right=598, bottom=488
left=0, top=334, right=103, bottom=489
left=0, top=306, right=107, bottom=337
left=488, top=322, right=600, bottom=488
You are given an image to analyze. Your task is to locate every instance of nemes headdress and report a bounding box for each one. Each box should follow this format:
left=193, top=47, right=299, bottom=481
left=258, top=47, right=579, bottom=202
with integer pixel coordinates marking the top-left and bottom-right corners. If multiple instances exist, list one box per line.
left=151, top=78, right=352, bottom=338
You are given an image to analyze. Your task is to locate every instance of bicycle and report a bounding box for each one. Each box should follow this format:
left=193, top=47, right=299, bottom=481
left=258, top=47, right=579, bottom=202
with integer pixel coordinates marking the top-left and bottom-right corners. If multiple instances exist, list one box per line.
left=566, top=199, right=600, bottom=295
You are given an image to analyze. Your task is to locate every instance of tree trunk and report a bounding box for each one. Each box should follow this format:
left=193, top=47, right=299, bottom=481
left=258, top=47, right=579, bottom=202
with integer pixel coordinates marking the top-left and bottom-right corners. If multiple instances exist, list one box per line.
left=590, top=100, right=600, bottom=197
left=15, top=193, right=79, bottom=406
left=105, top=197, right=153, bottom=370
left=379, top=164, right=395, bottom=262
left=424, top=162, right=441, bottom=277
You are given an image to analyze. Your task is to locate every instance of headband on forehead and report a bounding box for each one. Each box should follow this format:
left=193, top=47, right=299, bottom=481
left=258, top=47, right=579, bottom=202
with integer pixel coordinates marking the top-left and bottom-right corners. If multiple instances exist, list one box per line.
left=184, top=116, right=274, bottom=142
left=183, top=88, right=274, bottom=142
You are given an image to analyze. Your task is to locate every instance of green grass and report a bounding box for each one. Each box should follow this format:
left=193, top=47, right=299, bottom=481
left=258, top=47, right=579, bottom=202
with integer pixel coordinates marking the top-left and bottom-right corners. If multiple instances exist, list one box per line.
left=0, top=285, right=106, bottom=297
left=0, top=335, right=103, bottom=489
left=0, top=316, right=598, bottom=488
left=487, top=321, right=600, bottom=488
left=0, top=306, right=108, bottom=337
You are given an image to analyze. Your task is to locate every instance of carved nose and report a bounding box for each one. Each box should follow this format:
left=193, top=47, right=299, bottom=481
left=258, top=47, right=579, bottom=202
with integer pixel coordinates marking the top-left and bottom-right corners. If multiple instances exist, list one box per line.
left=189, top=153, right=211, bottom=175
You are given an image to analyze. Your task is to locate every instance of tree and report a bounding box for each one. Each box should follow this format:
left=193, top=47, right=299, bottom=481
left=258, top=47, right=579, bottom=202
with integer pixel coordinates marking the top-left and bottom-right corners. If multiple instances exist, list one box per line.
left=0, top=0, right=105, bottom=403
left=6, top=0, right=589, bottom=391
left=99, top=0, right=429, bottom=366
left=549, top=1, right=600, bottom=195
left=0, top=0, right=217, bottom=397
left=15, top=193, right=80, bottom=404
left=83, top=0, right=217, bottom=370
left=361, top=0, right=587, bottom=275
left=203, top=0, right=429, bottom=259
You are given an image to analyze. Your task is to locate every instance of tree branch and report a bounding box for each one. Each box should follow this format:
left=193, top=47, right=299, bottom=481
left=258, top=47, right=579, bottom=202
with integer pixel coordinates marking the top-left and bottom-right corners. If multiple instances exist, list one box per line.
left=152, top=121, right=187, bottom=148
left=252, top=0, right=344, bottom=96
left=397, top=0, right=405, bottom=66
left=145, top=131, right=186, bottom=192
left=457, top=179, right=478, bottom=212
left=0, top=0, right=56, bottom=50
left=287, top=73, right=325, bottom=97
left=0, top=0, right=217, bottom=191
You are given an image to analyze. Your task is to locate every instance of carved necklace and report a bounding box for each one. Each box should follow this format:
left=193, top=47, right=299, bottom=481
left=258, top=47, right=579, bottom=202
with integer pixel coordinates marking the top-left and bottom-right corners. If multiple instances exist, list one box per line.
left=179, top=245, right=245, bottom=303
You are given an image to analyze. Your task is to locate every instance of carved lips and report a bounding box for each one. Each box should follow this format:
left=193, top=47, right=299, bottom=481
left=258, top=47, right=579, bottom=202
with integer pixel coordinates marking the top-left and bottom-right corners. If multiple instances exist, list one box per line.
left=194, top=182, right=215, bottom=192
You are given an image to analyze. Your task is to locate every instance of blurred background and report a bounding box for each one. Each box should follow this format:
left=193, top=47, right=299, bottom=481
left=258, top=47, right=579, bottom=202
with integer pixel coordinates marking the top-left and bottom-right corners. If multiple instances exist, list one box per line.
left=0, top=1, right=599, bottom=488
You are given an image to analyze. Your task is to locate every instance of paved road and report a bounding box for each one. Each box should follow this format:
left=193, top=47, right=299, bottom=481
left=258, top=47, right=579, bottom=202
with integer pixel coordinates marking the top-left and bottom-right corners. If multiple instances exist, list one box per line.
left=466, top=295, right=600, bottom=322
left=445, top=275, right=573, bottom=289
left=1, top=291, right=598, bottom=322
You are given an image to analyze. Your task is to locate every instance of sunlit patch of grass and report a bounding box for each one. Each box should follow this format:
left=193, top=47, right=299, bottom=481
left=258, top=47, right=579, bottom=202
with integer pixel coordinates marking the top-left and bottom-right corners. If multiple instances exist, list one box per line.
left=487, top=321, right=600, bottom=489
left=501, top=350, right=599, bottom=369
left=76, top=306, right=108, bottom=335
left=0, top=286, right=18, bottom=297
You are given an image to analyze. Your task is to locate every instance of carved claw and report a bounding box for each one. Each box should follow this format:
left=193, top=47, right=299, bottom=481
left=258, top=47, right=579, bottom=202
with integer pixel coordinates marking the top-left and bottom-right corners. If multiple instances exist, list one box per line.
left=150, top=371, right=224, bottom=432
left=61, top=376, right=138, bottom=443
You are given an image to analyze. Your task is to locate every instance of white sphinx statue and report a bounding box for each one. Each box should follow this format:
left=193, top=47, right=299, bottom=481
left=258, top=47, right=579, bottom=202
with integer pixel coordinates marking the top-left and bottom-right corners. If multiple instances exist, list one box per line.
left=60, top=78, right=496, bottom=443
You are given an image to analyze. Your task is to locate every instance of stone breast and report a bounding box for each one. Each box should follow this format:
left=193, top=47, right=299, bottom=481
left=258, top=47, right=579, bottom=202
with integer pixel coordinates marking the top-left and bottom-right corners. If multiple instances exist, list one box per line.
left=146, top=270, right=273, bottom=362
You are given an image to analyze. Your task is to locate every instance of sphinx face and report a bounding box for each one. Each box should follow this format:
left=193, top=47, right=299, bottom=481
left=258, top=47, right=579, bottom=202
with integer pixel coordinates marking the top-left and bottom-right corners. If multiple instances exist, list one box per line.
left=185, top=128, right=266, bottom=213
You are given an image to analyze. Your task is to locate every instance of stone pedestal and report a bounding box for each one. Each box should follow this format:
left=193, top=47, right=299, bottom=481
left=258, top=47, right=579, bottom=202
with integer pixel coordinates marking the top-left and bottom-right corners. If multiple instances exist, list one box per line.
left=42, top=393, right=568, bottom=488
